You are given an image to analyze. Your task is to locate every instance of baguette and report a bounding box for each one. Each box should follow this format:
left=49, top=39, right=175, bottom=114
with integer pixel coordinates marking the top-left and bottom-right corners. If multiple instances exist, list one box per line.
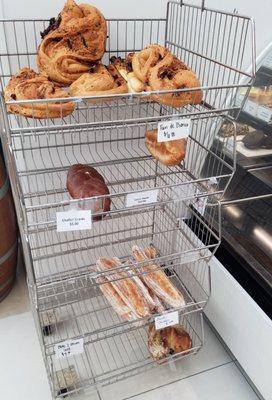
left=96, top=276, right=137, bottom=321
left=131, top=246, right=186, bottom=308
left=96, top=257, right=151, bottom=318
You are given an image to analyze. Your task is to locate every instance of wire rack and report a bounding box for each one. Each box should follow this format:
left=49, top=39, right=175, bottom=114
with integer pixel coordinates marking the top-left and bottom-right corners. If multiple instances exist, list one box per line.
left=45, top=309, right=203, bottom=398
left=0, top=1, right=255, bottom=399
left=0, top=2, right=255, bottom=132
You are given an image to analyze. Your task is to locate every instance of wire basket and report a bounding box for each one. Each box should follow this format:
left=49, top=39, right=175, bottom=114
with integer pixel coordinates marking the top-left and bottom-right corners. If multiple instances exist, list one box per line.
left=0, top=2, right=256, bottom=399
left=0, top=2, right=255, bottom=133
left=43, top=309, right=204, bottom=397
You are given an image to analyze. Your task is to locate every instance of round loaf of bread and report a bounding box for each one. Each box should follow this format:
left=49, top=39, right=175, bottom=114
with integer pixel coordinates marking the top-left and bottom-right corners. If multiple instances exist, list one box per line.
left=145, top=129, right=187, bottom=166
left=67, top=164, right=110, bottom=220
left=148, top=324, right=192, bottom=361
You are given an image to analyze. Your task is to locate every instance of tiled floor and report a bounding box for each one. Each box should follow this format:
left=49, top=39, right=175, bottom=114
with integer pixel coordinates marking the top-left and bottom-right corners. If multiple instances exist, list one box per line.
left=0, top=268, right=261, bottom=400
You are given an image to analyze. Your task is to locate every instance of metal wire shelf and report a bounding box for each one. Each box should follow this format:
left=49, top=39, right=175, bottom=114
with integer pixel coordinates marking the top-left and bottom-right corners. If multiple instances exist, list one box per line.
left=46, top=309, right=203, bottom=398
left=0, top=1, right=255, bottom=132
left=5, top=114, right=234, bottom=235
left=26, top=199, right=219, bottom=289
left=0, top=2, right=255, bottom=399
left=33, top=257, right=210, bottom=350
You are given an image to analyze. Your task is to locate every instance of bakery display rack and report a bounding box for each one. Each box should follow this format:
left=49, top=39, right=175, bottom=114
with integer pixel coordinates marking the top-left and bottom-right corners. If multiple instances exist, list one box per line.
left=0, top=1, right=255, bottom=399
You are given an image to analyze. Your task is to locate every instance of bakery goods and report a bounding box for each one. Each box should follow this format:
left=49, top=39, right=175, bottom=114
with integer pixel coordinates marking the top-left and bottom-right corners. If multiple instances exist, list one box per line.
left=66, top=164, right=110, bottom=220
left=148, top=50, right=202, bottom=107
left=37, top=0, right=107, bottom=85
left=4, top=67, right=74, bottom=118
left=132, top=44, right=168, bottom=83
left=148, top=324, right=192, bottom=361
left=110, top=55, right=146, bottom=93
left=145, top=129, right=187, bottom=166
left=132, top=245, right=186, bottom=308
left=96, top=257, right=152, bottom=318
left=97, top=276, right=137, bottom=321
left=69, top=64, right=128, bottom=101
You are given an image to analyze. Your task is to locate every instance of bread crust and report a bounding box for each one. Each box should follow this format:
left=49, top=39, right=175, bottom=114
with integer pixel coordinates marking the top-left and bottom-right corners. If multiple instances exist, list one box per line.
left=66, top=164, right=110, bottom=220
left=70, top=63, right=128, bottom=101
left=37, top=0, right=107, bottom=85
left=4, top=67, right=74, bottom=119
left=145, top=129, right=187, bottom=166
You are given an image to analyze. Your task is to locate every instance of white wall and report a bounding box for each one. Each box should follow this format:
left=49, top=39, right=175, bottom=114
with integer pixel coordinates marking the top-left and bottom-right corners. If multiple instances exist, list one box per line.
left=0, top=0, right=271, bottom=60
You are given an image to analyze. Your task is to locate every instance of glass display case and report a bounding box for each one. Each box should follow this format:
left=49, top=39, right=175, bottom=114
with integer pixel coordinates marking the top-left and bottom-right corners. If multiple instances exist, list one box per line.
left=203, top=44, right=272, bottom=318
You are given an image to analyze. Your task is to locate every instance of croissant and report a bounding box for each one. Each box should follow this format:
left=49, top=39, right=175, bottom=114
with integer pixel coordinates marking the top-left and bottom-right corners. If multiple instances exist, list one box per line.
left=4, top=68, right=74, bottom=119
left=37, top=0, right=107, bottom=85
left=148, top=51, right=203, bottom=107
left=69, top=64, right=128, bottom=101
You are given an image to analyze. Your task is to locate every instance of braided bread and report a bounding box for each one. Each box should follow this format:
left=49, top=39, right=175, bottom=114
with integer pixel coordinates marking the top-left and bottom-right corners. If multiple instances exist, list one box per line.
left=4, top=67, right=74, bottom=119
left=37, top=0, right=107, bottom=85
left=69, top=64, right=128, bottom=101
left=148, top=51, right=202, bottom=107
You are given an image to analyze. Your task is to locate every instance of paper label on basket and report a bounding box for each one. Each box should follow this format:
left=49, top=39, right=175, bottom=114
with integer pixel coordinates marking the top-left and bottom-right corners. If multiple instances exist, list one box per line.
left=155, top=311, right=179, bottom=330
left=157, top=119, right=191, bottom=142
left=55, top=338, right=84, bottom=359
left=56, top=210, right=92, bottom=232
left=191, top=195, right=208, bottom=216
left=244, top=100, right=257, bottom=116
left=256, top=106, right=272, bottom=122
left=125, top=189, right=158, bottom=208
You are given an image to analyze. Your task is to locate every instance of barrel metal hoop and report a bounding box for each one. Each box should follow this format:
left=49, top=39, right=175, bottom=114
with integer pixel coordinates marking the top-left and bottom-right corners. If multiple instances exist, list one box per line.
left=0, top=239, right=18, bottom=266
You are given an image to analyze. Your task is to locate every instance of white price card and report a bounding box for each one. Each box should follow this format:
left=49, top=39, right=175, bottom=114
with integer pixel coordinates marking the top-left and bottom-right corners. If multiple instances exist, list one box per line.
left=191, top=195, right=208, bottom=216
left=126, top=189, right=158, bottom=208
left=157, top=118, right=191, bottom=143
left=256, top=106, right=272, bottom=123
left=244, top=100, right=257, bottom=116
left=235, top=93, right=244, bottom=107
left=155, top=311, right=179, bottom=330
left=56, top=209, right=92, bottom=232
left=55, top=338, right=84, bottom=359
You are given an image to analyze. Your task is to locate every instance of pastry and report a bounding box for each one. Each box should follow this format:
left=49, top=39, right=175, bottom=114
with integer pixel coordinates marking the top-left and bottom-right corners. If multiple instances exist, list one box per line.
left=242, top=130, right=272, bottom=150
left=132, top=44, right=168, bottom=83
left=218, top=122, right=249, bottom=138
left=148, top=324, right=192, bottom=361
left=110, top=55, right=146, bottom=93
left=66, top=164, right=110, bottom=220
left=96, top=257, right=152, bottom=318
left=148, top=50, right=202, bottom=107
left=145, top=129, right=187, bottom=166
left=132, top=246, right=186, bottom=308
left=69, top=64, right=128, bottom=101
left=37, top=0, right=107, bottom=85
left=4, top=68, right=74, bottom=119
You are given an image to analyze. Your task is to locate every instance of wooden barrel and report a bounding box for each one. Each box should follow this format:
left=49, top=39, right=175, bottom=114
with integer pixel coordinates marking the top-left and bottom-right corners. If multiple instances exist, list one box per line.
left=0, top=154, right=18, bottom=302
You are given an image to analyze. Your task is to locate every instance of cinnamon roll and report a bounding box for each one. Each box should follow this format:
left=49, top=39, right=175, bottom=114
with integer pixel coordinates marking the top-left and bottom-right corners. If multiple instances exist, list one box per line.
left=4, top=67, right=74, bottom=119
left=37, top=0, right=107, bottom=85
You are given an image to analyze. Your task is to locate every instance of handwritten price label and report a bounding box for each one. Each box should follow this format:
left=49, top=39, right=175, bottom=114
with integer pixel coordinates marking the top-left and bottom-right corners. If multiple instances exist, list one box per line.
left=56, top=210, right=92, bottom=232
left=157, top=119, right=191, bottom=143
left=126, top=189, right=158, bottom=208
left=155, top=311, right=179, bottom=330
left=55, top=338, right=84, bottom=359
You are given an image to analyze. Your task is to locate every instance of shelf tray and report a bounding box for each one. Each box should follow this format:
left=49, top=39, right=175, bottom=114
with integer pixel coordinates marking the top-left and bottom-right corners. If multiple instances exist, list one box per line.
left=47, top=310, right=203, bottom=397
left=35, top=257, right=210, bottom=349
